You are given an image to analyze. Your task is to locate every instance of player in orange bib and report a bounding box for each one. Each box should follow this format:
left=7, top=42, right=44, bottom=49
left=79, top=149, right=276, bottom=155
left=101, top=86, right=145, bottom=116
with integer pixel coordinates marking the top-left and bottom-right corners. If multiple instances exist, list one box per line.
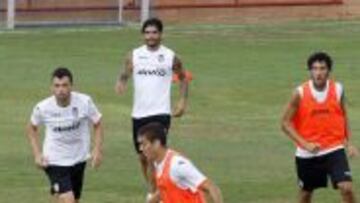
left=137, top=122, right=224, bottom=203
left=281, top=52, right=359, bottom=203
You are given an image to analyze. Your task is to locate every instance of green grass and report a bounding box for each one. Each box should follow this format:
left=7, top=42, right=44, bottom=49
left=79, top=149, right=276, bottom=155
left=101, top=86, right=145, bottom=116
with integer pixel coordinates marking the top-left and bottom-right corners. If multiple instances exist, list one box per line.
left=1, top=20, right=360, bottom=202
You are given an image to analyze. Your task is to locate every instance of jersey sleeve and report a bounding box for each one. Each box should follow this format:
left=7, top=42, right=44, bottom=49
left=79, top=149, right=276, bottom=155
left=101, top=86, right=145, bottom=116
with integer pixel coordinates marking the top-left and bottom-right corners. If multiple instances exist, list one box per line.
left=171, top=156, right=207, bottom=193
left=87, top=97, right=102, bottom=124
left=30, top=105, right=43, bottom=126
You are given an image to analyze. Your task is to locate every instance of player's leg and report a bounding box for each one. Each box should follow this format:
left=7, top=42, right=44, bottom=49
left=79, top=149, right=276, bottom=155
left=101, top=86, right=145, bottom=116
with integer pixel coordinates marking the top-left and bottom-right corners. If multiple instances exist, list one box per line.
left=57, top=192, right=76, bottom=203
left=44, top=166, right=76, bottom=203
left=298, top=189, right=313, bottom=203
left=70, top=162, right=87, bottom=203
left=327, top=149, right=356, bottom=203
left=133, top=117, right=153, bottom=188
left=337, top=181, right=356, bottom=203
left=295, top=156, right=327, bottom=203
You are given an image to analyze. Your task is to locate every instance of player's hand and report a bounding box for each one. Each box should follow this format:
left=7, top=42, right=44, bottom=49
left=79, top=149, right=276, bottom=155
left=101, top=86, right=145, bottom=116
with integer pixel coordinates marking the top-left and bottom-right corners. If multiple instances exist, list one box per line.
left=35, top=154, right=48, bottom=169
left=303, top=142, right=320, bottom=153
left=173, top=98, right=187, bottom=118
left=91, top=149, right=103, bottom=169
left=347, top=144, right=359, bottom=158
left=115, top=81, right=127, bottom=95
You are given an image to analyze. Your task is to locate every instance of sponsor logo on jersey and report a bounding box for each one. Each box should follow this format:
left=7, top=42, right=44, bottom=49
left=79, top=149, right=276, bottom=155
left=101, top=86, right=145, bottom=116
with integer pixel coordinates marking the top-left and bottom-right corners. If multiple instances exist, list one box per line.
left=53, top=121, right=81, bottom=132
left=137, top=68, right=167, bottom=77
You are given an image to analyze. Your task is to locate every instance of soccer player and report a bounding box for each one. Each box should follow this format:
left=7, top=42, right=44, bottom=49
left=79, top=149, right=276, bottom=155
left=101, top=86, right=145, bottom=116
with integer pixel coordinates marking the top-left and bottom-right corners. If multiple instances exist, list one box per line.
left=115, top=17, right=189, bottom=190
left=26, top=67, right=104, bottom=203
left=281, top=52, right=359, bottom=203
left=137, top=122, right=224, bottom=203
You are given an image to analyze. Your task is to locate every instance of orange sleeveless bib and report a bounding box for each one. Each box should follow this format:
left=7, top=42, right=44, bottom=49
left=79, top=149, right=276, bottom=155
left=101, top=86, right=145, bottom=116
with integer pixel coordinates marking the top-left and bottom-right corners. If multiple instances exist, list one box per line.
left=292, top=80, right=346, bottom=150
left=156, top=150, right=206, bottom=203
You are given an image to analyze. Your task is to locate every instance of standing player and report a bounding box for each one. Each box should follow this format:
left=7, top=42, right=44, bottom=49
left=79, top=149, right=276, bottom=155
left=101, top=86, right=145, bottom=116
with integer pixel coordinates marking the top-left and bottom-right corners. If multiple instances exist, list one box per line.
left=115, top=18, right=189, bottom=190
left=138, top=122, right=224, bottom=203
left=281, top=52, right=358, bottom=203
left=26, top=67, right=104, bottom=203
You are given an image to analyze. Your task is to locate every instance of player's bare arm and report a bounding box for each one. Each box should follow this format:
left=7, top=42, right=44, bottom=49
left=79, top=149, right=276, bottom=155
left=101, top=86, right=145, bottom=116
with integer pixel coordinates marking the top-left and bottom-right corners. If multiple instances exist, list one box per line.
left=115, top=52, right=133, bottom=95
left=199, top=179, right=224, bottom=203
left=281, top=90, right=320, bottom=153
left=91, top=119, right=104, bottom=169
left=340, top=92, right=359, bottom=158
left=172, top=55, right=189, bottom=117
left=26, top=123, right=48, bottom=168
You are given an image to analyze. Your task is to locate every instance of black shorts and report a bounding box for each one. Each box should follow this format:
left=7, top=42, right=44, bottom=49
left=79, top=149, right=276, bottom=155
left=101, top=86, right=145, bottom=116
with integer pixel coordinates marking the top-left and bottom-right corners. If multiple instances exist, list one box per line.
left=296, top=148, right=352, bottom=191
left=132, top=114, right=171, bottom=153
left=44, top=162, right=86, bottom=199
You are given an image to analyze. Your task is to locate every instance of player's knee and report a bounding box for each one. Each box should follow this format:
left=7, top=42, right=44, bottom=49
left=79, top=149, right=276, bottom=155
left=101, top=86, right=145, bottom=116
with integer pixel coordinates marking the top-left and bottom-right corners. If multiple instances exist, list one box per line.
left=299, top=189, right=312, bottom=200
left=338, top=182, right=353, bottom=196
left=58, top=191, right=76, bottom=203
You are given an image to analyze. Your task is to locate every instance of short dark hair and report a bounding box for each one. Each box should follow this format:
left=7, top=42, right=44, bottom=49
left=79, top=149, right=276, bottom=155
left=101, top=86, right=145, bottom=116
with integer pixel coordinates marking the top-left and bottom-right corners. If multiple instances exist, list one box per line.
left=307, top=52, right=333, bottom=71
left=141, top=18, right=163, bottom=33
left=52, top=67, right=73, bottom=84
left=138, top=122, right=168, bottom=146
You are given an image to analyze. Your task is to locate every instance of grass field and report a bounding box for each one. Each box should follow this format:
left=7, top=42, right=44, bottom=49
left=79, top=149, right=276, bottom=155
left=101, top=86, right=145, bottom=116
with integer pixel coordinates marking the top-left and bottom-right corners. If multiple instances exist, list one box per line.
left=1, top=20, right=360, bottom=203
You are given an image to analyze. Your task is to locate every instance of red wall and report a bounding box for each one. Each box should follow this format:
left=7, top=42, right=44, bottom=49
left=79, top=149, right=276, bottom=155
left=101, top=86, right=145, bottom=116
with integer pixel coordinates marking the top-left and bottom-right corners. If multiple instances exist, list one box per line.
left=153, top=0, right=341, bottom=7
left=1, top=0, right=342, bottom=10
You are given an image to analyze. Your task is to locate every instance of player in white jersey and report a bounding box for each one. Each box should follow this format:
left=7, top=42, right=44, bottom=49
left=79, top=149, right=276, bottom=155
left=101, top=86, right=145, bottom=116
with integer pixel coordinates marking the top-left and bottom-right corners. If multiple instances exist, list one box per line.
left=115, top=18, right=190, bottom=193
left=26, top=67, right=104, bottom=203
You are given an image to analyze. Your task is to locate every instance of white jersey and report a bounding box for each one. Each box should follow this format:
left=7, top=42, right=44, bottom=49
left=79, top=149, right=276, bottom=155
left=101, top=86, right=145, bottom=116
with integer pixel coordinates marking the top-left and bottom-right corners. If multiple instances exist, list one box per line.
left=132, top=45, right=175, bottom=118
left=154, top=151, right=207, bottom=192
left=30, top=92, right=102, bottom=166
left=295, top=80, right=345, bottom=158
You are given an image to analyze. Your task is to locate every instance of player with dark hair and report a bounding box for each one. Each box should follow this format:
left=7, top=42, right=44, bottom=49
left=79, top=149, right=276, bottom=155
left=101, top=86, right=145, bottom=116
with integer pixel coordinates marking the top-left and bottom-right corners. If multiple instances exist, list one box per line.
left=26, top=67, right=104, bottom=203
left=281, top=52, right=358, bottom=203
left=115, top=17, right=190, bottom=194
left=141, top=18, right=163, bottom=33
left=138, top=122, right=223, bottom=203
